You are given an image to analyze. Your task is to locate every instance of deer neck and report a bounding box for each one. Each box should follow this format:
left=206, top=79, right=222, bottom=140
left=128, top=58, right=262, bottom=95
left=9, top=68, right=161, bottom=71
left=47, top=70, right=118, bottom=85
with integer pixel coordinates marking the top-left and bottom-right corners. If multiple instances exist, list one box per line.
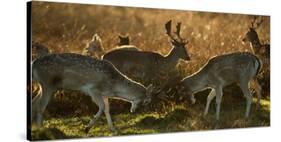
left=250, top=38, right=262, bottom=53
left=165, top=46, right=181, bottom=67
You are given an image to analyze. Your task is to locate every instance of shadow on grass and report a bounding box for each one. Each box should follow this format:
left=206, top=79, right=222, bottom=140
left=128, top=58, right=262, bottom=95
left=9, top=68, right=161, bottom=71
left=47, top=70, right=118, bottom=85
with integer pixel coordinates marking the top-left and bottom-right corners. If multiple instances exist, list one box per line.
left=31, top=127, right=73, bottom=140
left=31, top=97, right=270, bottom=139
left=136, top=108, right=192, bottom=131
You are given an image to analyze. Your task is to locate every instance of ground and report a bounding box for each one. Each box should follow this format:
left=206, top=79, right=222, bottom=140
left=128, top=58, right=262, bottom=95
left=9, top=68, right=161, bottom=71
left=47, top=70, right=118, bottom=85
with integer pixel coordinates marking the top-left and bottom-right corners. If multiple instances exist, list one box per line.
left=31, top=97, right=270, bottom=140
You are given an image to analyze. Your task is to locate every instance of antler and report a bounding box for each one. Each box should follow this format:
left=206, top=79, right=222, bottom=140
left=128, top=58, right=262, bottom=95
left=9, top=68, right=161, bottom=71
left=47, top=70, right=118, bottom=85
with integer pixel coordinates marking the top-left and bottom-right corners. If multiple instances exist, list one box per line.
left=251, top=16, right=264, bottom=29
left=251, top=16, right=258, bottom=28
left=255, top=17, right=264, bottom=29
left=175, top=22, right=188, bottom=44
left=153, top=74, right=183, bottom=102
left=165, top=20, right=188, bottom=44
left=165, top=20, right=172, bottom=35
left=165, top=20, right=178, bottom=43
left=175, top=22, right=182, bottom=40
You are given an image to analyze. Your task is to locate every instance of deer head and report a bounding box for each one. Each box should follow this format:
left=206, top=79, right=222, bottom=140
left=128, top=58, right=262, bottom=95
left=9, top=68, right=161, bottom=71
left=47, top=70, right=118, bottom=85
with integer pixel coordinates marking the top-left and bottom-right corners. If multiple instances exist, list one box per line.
left=165, top=20, right=190, bottom=61
left=242, top=16, right=264, bottom=49
left=84, top=34, right=104, bottom=56
left=118, top=34, right=130, bottom=46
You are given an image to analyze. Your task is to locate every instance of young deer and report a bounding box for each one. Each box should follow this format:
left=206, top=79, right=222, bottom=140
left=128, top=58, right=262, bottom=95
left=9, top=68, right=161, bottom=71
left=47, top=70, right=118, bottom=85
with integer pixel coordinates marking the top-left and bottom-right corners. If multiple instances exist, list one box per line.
left=82, top=34, right=140, bottom=59
left=115, top=34, right=141, bottom=51
left=32, top=53, right=154, bottom=132
left=118, top=34, right=130, bottom=46
left=179, top=52, right=262, bottom=121
left=102, top=20, right=190, bottom=85
left=242, top=16, right=270, bottom=58
left=82, top=34, right=104, bottom=58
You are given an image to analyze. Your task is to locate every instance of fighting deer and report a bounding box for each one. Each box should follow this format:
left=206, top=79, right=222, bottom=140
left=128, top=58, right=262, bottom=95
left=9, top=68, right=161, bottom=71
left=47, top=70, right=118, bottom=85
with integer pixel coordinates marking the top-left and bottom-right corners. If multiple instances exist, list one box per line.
left=179, top=52, right=262, bottom=121
left=102, top=20, right=190, bottom=86
left=32, top=53, right=154, bottom=132
left=242, top=16, right=270, bottom=58
left=82, top=34, right=140, bottom=59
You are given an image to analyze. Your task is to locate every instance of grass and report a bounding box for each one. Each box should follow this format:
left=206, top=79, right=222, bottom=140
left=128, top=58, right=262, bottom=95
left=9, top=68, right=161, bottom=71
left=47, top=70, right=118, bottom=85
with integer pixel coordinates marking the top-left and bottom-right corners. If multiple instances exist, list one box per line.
left=31, top=97, right=270, bottom=140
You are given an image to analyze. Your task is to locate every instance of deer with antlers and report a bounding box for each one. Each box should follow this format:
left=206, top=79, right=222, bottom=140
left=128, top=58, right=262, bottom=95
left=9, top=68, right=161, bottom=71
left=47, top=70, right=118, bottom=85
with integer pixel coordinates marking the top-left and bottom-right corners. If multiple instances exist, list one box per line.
left=242, top=16, right=270, bottom=97
left=243, top=16, right=270, bottom=58
left=102, top=20, right=190, bottom=88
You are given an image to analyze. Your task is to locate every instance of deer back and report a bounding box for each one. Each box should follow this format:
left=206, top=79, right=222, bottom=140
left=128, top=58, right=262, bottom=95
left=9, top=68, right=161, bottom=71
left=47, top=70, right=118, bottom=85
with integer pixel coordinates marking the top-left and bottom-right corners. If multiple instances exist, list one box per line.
left=32, top=53, right=149, bottom=99
left=202, top=52, right=261, bottom=85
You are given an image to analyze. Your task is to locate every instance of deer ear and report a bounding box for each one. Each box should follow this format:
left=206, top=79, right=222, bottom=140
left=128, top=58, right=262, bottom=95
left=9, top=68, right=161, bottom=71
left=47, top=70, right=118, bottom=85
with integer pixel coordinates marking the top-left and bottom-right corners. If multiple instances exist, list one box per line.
left=92, top=34, right=97, bottom=41
left=126, top=35, right=130, bottom=40
left=118, top=35, right=122, bottom=39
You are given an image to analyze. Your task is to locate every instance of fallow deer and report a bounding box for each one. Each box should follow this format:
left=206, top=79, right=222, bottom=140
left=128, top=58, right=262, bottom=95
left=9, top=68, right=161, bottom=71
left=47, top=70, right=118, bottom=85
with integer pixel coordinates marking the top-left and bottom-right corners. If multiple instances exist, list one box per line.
left=242, top=16, right=270, bottom=97
left=32, top=53, right=155, bottom=132
left=102, top=20, right=190, bottom=86
left=242, top=16, right=270, bottom=58
left=179, top=52, right=262, bottom=121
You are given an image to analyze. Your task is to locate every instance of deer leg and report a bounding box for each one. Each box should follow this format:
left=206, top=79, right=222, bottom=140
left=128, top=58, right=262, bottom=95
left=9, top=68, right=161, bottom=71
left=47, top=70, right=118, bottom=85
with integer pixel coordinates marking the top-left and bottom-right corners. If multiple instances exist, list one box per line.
left=130, top=99, right=141, bottom=113
left=215, top=86, right=223, bottom=121
left=103, top=97, right=116, bottom=132
left=240, top=81, right=253, bottom=118
left=32, top=83, right=42, bottom=105
left=32, top=84, right=42, bottom=121
left=204, top=89, right=216, bottom=116
left=250, top=79, right=262, bottom=109
left=85, top=91, right=105, bottom=132
left=36, top=86, right=54, bottom=127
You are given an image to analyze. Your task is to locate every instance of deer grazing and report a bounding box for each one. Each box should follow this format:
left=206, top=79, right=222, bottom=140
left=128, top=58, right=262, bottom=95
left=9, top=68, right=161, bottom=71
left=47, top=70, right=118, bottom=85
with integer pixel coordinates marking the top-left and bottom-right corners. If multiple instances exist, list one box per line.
left=102, top=20, right=190, bottom=86
left=82, top=34, right=140, bottom=59
left=242, top=16, right=270, bottom=58
left=32, top=53, right=155, bottom=132
left=179, top=52, right=262, bottom=121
